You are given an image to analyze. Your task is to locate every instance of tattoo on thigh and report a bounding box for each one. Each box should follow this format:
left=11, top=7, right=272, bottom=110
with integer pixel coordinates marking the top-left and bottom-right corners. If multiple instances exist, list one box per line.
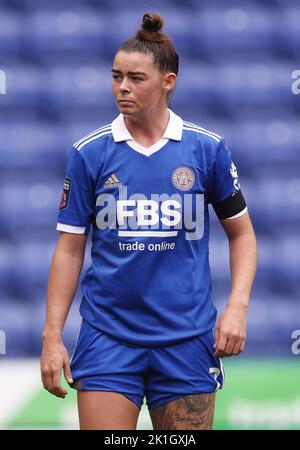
left=149, top=393, right=216, bottom=430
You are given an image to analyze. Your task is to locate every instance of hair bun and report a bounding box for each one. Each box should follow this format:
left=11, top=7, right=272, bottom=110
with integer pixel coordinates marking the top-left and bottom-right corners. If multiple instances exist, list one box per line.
left=141, top=13, right=164, bottom=33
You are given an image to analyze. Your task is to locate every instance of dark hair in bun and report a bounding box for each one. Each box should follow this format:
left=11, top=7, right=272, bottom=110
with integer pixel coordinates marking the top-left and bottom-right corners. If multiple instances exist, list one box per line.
left=118, top=12, right=179, bottom=80
left=139, top=12, right=164, bottom=34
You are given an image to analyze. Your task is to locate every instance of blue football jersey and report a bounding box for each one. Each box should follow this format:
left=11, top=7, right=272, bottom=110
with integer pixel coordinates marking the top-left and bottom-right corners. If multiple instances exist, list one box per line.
left=57, top=109, right=247, bottom=346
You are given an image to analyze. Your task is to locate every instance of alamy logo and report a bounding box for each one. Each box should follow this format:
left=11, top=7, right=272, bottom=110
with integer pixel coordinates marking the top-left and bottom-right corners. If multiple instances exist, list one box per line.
left=0, top=330, right=6, bottom=355
left=95, top=186, right=204, bottom=241
left=291, top=330, right=300, bottom=355
left=291, top=70, right=300, bottom=95
left=104, top=173, right=122, bottom=189
left=0, top=70, right=6, bottom=95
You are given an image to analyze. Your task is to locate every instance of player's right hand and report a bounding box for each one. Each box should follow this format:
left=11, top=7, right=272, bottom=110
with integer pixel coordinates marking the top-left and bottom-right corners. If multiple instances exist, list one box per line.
left=40, top=340, right=73, bottom=399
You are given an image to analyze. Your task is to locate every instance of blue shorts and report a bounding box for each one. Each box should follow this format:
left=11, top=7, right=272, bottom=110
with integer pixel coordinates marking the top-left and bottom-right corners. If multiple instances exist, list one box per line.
left=69, top=319, right=225, bottom=410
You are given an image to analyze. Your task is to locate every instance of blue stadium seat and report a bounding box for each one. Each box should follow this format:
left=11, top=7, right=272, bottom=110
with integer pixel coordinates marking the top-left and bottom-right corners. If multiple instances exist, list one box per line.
left=6, top=0, right=92, bottom=11
left=0, top=64, right=42, bottom=109
left=40, top=64, right=114, bottom=118
left=0, top=179, right=62, bottom=234
left=24, top=9, right=109, bottom=62
left=197, top=7, right=273, bottom=61
left=234, top=119, right=300, bottom=167
left=188, top=0, right=258, bottom=6
left=0, top=302, right=34, bottom=356
left=4, top=246, right=45, bottom=293
left=0, top=12, right=22, bottom=54
left=271, top=238, right=300, bottom=290
left=209, top=62, right=294, bottom=115
left=273, top=7, right=300, bottom=58
left=98, top=0, right=176, bottom=14
left=239, top=176, right=300, bottom=234
left=0, top=122, right=70, bottom=170
left=175, top=63, right=213, bottom=108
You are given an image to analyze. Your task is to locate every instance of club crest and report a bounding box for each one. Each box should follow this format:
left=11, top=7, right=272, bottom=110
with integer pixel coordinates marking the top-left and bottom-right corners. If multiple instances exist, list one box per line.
left=172, top=166, right=195, bottom=191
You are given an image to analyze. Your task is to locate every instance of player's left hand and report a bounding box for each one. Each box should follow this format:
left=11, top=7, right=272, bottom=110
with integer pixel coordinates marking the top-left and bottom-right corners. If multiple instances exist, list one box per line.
left=213, top=303, right=247, bottom=357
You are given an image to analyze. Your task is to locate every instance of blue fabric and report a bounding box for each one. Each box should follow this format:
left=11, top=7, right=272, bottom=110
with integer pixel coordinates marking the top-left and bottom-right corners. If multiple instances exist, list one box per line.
left=69, top=319, right=225, bottom=410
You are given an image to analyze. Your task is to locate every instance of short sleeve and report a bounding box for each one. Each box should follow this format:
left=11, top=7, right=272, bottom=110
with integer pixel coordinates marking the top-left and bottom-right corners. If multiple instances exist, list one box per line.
left=56, top=147, right=95, bottom=234
left=207, top=138, right=241, bottom=203
left=207, top=138, right=247, bottom=220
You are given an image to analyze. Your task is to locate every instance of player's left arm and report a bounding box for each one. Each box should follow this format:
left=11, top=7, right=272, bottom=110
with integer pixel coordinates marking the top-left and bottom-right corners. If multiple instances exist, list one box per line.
left=214, top=210, right=258, bottom=357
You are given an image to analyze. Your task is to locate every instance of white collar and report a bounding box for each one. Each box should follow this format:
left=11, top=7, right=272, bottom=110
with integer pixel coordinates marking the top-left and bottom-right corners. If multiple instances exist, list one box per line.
left=111, top=108, right=183, bottom=143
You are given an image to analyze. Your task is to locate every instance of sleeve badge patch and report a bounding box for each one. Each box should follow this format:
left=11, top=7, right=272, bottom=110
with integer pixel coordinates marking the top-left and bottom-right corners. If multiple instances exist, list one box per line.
left=59, top=177, right=71, bottom=210
left=230, top=162, right=238, bottom=178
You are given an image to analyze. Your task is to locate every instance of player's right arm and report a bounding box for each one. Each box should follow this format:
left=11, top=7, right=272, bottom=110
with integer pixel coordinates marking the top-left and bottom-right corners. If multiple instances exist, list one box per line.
left=40, top=231, right=87, bottom=398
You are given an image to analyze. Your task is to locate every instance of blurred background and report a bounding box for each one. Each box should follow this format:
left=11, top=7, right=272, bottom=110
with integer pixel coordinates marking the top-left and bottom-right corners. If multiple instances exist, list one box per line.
left=0, top=0, right=300, bottom=430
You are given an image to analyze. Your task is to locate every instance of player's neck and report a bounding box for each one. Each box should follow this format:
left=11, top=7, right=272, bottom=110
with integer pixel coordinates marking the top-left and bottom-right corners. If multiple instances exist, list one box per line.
left=124, top=107, right=170, bottom=146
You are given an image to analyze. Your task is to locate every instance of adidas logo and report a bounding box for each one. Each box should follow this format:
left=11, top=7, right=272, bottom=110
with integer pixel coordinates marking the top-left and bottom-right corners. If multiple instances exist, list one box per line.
left=103, top=173, right=122, bottom=189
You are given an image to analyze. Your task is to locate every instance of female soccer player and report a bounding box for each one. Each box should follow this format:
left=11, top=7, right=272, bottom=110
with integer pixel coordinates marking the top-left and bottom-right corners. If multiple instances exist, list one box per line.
left=41, top=12, right=257, bottom=430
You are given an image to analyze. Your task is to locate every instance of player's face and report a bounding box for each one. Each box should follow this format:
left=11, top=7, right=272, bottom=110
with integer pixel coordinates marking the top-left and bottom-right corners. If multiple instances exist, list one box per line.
left=112, top=50, right=175, bottom=116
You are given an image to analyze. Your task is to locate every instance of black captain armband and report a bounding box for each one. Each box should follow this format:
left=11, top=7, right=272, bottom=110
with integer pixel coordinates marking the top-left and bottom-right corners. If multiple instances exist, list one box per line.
left=211, top=190, right=247, bottom=220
